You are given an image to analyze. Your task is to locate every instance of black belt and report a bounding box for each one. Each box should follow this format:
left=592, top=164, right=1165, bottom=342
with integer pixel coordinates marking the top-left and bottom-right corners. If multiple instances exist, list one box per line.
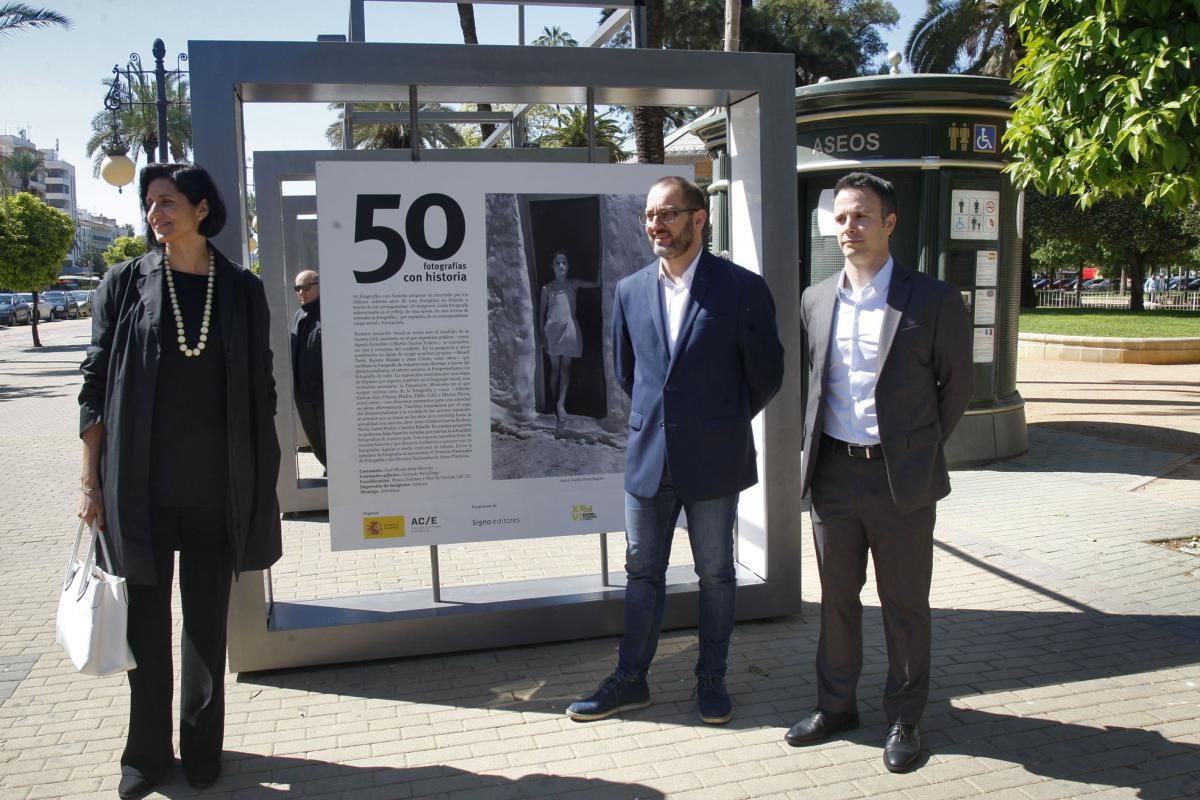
left=824, top=434, right=883, bottom=460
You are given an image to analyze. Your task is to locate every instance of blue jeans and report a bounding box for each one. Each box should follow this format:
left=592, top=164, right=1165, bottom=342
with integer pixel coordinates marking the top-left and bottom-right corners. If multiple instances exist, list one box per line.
left=616, top=486, right=739, bottom=680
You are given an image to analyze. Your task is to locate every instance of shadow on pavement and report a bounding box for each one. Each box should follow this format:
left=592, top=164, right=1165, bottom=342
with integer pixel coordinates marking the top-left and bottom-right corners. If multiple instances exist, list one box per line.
left=239, top=595, right=1200, bottom=798
left=1030, top=421, right=1200, bottom=456
left=926, top=707, right=1200, bottom=800
left=152, top=755, right=665, bottom=799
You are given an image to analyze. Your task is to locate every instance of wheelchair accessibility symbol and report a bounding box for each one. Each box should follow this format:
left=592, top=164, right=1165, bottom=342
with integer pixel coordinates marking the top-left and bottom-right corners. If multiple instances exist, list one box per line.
left=974, top=124, right=997, bottom=153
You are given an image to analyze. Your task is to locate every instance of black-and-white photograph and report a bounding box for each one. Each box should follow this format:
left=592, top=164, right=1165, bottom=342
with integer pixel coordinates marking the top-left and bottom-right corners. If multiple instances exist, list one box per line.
left=487, top=192, right=652, bottom=480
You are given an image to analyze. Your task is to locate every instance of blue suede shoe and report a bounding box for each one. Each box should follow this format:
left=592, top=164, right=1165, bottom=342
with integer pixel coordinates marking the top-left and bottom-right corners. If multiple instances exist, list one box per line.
left=696, top=675, right=734, bottom=724
left=566, top=674, right=651, bottom=721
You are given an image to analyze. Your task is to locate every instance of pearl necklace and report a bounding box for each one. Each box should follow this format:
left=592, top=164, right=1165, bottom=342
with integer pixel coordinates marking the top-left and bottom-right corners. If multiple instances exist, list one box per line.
left=163, top=247, right=215, bottom=357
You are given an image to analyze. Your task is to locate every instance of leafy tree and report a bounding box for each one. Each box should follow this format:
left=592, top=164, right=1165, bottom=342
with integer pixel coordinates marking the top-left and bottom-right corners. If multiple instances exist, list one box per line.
left=1004, top=0, right=1200, bottom=210
left=904, top=0, right=1020, bottom=76
left=78, top=243, right=106, bottom=276
left=84, top=75, right=191, bottom=177
left=324, top=102, right=466, bottom=149
left=0, top=3, right=70, bottom=37
left=103, top=235, right=148, bottom=268
left=747, top=0, right=899, bottom=84
left=607, top=0, right=899, bottom=161
left=536, top=106, right=626, bottom=163
left=1025, top=193, right=1200, bottom=311
left=0, top=193, right=74, bottom=346
left=533, top=25, right=578, bottom=46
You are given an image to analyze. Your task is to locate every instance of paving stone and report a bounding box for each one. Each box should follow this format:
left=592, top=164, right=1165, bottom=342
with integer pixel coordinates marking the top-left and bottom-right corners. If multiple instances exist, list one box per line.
left=2, top=322, right=1200, bottom=800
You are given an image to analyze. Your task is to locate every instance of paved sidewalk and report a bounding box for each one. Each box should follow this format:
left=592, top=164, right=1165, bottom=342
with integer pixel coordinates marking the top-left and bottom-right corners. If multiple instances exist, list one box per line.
left=1, top=319, right=1197, bottom=800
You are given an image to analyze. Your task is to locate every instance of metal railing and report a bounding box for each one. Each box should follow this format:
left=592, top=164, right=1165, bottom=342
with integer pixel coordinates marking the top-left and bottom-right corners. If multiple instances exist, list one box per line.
left=1035, top=290, right=1200, bottom=311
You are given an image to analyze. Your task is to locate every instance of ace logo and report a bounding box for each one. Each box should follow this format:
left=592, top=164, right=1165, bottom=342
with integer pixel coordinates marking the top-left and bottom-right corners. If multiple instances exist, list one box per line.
left=352, top=193, right=467, bottom=283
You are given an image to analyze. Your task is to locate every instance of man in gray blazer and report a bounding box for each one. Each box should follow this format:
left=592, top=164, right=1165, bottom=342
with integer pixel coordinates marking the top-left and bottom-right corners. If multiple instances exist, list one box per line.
left=786, top=172, right=973, bottom=773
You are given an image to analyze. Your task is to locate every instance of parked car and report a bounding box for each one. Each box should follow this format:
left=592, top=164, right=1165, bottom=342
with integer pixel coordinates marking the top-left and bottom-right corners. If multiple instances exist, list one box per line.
left=1032, top=277, right=1049, bottom=290
left=40, top=290, right=79, bottom=320
left=15, top=293, right=52, bottom=322
left=0, top=294, right=32, bottom=326
left=1166, top=276, right=1200, bottom=291
left=1083, top=278, right=1111, bottom=291
left=69, top=290, right=92, bottom=317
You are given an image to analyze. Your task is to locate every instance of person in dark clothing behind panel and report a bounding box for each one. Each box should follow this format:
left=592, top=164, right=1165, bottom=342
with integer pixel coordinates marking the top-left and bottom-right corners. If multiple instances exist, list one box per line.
left=290, top=269, right=326, bottom=471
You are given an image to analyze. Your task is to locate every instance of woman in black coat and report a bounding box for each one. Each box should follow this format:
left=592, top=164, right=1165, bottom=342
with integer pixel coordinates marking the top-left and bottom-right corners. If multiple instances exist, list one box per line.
left=78, top=163, right=281, bottom=799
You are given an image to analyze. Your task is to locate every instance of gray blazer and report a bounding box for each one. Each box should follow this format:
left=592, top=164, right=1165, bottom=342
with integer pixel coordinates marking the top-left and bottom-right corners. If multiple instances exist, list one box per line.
left=799, top=264, right=974, bottom=514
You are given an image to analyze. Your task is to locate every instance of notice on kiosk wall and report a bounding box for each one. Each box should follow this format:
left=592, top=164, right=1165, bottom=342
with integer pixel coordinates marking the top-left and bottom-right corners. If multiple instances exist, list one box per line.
left=973, top=327, right=995, bottom=363
left=316, top=162, right=682, bottom=551
left=950, top=190, right=1000, bottom=240
left=976, top=250, right=998, bottom=286
left=974, top=289, right=997, bottom=325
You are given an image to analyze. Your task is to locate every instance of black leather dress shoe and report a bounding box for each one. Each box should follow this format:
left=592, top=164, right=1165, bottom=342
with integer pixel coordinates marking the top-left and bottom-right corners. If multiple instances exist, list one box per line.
left=784, top=709, right=860, bottom=746
left=883, top=722, right=921, bottom=772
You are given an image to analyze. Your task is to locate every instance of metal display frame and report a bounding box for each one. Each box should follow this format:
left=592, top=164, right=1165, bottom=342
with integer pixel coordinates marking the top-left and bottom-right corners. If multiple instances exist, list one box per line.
left=188, top=40, right=802, bottom=672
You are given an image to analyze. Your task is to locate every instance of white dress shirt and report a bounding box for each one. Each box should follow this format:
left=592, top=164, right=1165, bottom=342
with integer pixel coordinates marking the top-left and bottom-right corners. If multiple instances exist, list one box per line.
left=822, top=257, right=894, bottom=445
left=659, top=251, right=701, bottom=351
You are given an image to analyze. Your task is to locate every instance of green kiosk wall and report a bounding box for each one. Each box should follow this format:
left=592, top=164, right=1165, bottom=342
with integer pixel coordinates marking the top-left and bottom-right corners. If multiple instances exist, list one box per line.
left=698, top=74, right=1029, bottom=465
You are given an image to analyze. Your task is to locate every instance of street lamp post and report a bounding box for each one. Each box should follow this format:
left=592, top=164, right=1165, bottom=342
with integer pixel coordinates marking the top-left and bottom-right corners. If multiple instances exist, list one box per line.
left=100, top=39, right=188, bottom=190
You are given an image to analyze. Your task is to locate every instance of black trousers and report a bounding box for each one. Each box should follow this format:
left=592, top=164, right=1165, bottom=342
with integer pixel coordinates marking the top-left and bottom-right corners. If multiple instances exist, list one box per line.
left=122, top=505, right=231, bottom=782
left=295, top=398, right=327, bottom=468
left=809, top=437, right=935, bottom=725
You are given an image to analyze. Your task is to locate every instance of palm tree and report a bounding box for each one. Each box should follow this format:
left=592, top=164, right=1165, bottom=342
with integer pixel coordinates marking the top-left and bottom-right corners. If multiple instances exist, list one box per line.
left=632, top=0, right=667, bottom=163
left=532, top=26, right=578, bottom=47
left=4, top=149, right=43, bottom=194
left=904, top=0, right=1021, bottom=77
left=456, top=4, right=497, bottom=143
left=325, top=102, right=466, bottom=150
left=84, top=76, right=191, bottom=176
left=0, top=3, right=71, bottom=37
left=536, top=106, right=626, bottom=163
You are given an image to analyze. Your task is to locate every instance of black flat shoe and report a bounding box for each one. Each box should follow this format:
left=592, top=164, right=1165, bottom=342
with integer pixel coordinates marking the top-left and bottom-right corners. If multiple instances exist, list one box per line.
left=883, top=722, right=921, bottom=773
left=785, top=709, right=860, bottom=746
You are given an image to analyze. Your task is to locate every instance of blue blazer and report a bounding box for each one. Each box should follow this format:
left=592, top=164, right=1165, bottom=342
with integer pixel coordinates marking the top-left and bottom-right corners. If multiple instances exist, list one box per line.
left=612, top=250, right=784, bottom=502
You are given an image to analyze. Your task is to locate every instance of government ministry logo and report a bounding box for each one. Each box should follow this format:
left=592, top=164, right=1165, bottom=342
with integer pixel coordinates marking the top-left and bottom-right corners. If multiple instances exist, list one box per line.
left=572, top=504, right=597, bottom=522
left=363, top=515, right=406, bottom=540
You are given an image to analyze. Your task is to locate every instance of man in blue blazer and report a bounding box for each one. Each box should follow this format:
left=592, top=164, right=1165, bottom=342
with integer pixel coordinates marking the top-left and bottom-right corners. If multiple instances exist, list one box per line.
left=786, top=172, right=973, bottom=772
left=566, top=176, right=784, bottom=725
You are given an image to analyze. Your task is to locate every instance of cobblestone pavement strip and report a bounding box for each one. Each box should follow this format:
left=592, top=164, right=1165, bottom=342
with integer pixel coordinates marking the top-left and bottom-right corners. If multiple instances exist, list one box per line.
left=0, top=320, right=1197, bottom=799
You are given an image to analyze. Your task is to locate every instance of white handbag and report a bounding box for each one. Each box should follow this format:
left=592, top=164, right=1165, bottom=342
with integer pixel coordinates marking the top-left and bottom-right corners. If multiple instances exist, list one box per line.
left=55, top=520, right=137, bottom=675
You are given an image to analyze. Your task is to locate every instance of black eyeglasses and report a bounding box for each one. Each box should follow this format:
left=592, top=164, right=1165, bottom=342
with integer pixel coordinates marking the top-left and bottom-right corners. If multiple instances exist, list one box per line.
left=294, top=282, right=318, bottom=292
left=641, top=208, right=701, bottom=225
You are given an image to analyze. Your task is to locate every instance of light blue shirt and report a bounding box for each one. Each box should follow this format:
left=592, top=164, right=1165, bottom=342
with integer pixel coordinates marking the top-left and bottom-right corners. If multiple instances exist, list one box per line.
left=659, top=250, right=701, bottom=351
left=822, top=257, right=894, bottom=446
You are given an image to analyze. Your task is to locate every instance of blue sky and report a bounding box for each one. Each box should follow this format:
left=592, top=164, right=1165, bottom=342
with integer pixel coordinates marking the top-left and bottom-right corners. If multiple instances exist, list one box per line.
left=1, top=0, right=926, bottom=227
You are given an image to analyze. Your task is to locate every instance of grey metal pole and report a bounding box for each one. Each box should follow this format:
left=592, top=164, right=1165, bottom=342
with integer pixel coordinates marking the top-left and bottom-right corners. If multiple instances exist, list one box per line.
left=632, top=0, right=647, bottom=48
left=600, top=532, right=610, bottom=586
left=409, top=85, right=420, bottom=161
left=586, top=86, right=596, bottom=162
left=430, top=545, right=441, bottom=602
left=153, top=39, right=169, bottom=163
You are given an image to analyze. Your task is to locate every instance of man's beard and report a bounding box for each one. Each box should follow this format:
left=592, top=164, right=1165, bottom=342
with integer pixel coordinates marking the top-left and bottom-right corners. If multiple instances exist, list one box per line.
left=650, top=223, right=694, bottom=259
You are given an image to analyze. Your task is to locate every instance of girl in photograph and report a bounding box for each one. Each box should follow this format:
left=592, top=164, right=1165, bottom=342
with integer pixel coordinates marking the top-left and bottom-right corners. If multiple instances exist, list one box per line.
left=539, top=250, right=599, bottom=434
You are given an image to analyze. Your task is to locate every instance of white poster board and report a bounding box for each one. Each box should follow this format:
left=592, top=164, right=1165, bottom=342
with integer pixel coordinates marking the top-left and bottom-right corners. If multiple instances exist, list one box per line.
left=317, top=162, right=678, bottom=550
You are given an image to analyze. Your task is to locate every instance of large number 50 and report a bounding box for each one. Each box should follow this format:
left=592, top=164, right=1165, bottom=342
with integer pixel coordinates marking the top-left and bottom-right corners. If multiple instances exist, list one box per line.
left=352, top=193, right=467, bottom=284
